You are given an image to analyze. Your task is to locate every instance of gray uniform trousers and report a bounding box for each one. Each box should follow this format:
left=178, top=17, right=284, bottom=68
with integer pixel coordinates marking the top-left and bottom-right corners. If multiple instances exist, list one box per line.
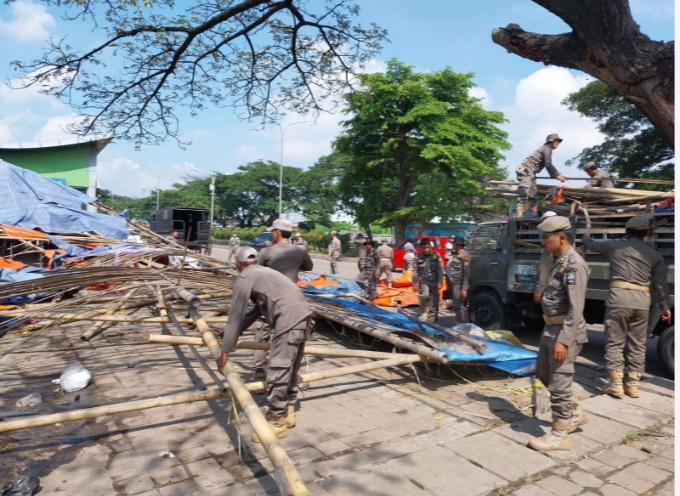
left=537, top=325, right=584, bottom=421
left=379, top=260, right=393, bottom=283
left=604, top=307, right=649, bottom=373
left=419, top=283, right=439, bottom=322
left=251, top=320, right=270, bottom=372
left=516, top=173, right=538, bottom=208
left=267, top=318, right=312, bottom=417
left=450, top=282, right=464, bottom=324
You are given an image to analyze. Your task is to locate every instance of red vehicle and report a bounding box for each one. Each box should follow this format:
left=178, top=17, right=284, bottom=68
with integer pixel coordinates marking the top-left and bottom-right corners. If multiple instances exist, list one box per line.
left=393, top=236, right=449, bottom=271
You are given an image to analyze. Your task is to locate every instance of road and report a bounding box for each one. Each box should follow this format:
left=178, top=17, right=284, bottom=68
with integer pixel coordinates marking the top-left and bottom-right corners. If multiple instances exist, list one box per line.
left=211, top=245, right=670, bottom=379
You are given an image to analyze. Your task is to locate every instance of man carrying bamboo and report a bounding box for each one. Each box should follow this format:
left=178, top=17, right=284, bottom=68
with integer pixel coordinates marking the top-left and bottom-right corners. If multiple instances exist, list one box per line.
left=583, top=162, right=614, bottom=189
left=516, top=134, right=567, bottom=218
left=217, top=247, right=313, bottom=441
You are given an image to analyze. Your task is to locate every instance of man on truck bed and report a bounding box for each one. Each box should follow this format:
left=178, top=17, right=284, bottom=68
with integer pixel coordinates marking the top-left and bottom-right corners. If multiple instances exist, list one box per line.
left=582, top=217, right=671, bottom=399
left=583, top=162, right=614, bottom=189
left=516, top=134, right=567, bottom=218
left=530, top=216, right=590, bottom=452
left=412, top=238, right=443, bottom=322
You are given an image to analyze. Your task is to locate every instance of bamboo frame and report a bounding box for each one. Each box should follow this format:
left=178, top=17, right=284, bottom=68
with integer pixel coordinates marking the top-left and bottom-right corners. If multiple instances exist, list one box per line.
left=81, top=287, right=141, bottom=341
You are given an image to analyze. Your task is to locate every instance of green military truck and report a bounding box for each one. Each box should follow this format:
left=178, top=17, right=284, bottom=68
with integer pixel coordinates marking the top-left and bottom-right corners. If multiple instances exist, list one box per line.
left=465, top=213, right=674, bottom=376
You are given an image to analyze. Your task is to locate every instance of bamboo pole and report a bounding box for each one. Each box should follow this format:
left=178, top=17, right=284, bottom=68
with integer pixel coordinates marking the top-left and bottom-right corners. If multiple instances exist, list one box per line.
left=147, top=335, right=436, bottom=361
left=81, top=287, right=141, bottom=341
left=0, top=355, right=421, bottom=435
left=0, top=313, right=227, bottom=324
left=179, top=289, right=309, bottom=496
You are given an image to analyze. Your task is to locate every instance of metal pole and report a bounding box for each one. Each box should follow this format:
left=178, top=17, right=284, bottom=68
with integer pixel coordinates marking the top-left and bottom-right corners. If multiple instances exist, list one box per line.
left=209, top=176, right=215, bottom=228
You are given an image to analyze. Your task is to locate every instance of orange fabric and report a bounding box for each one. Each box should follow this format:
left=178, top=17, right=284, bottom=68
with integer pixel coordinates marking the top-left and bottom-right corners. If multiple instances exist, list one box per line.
left=87, top=283, right=116, bottom=291
left=297, top=274, right=342, bottom=289
left=555, top=186, right=564, bottom=204
left=42, top=249, right=67, bottom=269
left=0, top=257, right=28, bottom=270
left=0, top=225, right=49, bottom=240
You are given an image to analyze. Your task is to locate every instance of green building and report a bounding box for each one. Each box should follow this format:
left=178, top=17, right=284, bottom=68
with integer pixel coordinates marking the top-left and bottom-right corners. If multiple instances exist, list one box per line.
left=0, top=138, right=112, bottom=205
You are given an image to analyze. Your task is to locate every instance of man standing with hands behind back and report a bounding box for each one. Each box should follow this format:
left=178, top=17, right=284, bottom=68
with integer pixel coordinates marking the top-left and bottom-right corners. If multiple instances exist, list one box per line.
left=412, top=238, right=443, bottom=322
left=328, top=231, right=342, bottom=274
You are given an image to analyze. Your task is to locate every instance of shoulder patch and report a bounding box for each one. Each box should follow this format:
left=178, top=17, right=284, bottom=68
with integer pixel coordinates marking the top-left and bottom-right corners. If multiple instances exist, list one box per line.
left=566, top=273, right=576, bottom=285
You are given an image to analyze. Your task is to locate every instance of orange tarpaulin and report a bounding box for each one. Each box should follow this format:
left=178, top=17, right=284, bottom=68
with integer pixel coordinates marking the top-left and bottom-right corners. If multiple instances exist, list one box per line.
left=0, top=257, right=29, bottom=271
left=297, top=274, right=342, bottom=289
left=0, top=225, right=49, bottom=240
left=375, top=268, right=448, bottom=307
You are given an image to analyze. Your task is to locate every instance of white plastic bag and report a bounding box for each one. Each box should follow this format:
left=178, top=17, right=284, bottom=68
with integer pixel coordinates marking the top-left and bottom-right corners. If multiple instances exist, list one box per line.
left=54, top=363, right=92, bottom=392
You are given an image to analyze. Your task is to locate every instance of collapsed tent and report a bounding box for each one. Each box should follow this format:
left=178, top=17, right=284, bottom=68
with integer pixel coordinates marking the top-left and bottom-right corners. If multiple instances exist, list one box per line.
left=0, top=160, right=128, bottom=239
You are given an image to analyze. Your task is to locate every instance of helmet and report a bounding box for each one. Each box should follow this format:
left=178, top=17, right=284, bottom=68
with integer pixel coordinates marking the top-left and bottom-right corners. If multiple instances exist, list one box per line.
left=235, top=246, right=258, bottom=264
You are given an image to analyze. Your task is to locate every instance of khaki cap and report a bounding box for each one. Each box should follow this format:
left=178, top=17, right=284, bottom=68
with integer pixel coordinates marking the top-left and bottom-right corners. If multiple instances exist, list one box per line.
left=584, top=162, right=597, bottom=171
left=537, top=216, right=571, bottom=233
left=545, top=133, right=563, bottom=143
left=267, top=219, right=293, bottom=232
left=625, top=217, right=649, bottom=230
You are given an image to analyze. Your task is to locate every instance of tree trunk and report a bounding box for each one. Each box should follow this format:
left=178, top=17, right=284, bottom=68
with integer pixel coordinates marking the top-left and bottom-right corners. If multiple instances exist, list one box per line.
left=492, top=0, right=674, bottom=149
left=394, top=219, right=407, bottom=245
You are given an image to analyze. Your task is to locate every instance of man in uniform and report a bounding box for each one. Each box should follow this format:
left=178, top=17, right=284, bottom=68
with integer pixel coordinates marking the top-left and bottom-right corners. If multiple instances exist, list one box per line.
left=403, top=239, right=415, bottom=272
left=377, top=239, right=395, bottom=288
left=444, top=236, right=455, bottom=264
left=328, top=231, right=342, bottom=274
left=446, top=237, right=469, bottom=324
left=516, top=134, right=567, bottom=218
left=251, top=219, right=314, bottom=380
left=217, top=247, right=312, bottom=441
left=583, top=162, right=614, bottom=189
left=534, top=211, right=557, bottom=304
left=412, top=238, right=444, bottom=322
left=227, top=232, right=240, bottom=264
left=356, top=239, right=380, bottom=300
left=293, top=232, right=309, bottom=250
left=582, top=217, right=671, bottom=398
left=530, top=216, right=590, bottom=452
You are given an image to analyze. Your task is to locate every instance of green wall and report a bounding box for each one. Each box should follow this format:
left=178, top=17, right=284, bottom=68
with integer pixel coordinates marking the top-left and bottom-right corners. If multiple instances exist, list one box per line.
left=0, top=144, right=91, bottom=187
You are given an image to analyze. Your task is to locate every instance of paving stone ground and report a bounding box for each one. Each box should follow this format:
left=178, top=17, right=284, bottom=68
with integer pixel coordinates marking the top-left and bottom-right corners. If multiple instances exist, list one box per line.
left=0, top=306, right=674, bottom=496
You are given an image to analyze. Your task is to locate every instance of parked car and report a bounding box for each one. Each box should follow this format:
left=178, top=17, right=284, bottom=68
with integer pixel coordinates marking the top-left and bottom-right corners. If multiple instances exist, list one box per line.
left=248, top=232, right=273, bottom=252
left=393, top=236, right=448, bottom=271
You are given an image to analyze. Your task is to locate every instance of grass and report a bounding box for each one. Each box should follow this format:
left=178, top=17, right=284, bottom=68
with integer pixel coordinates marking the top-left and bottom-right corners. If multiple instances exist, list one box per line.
left=624, top=425, right=663, bottom=445
left=518, top=474, right=540, bottom=486
left=494, top=485, right=510, bottom=496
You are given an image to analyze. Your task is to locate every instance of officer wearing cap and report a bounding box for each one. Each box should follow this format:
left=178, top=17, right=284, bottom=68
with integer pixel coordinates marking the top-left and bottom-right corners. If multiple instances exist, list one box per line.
left=445, top=236, right=470, bottom=324
left=403, top=239, right=415, bottom=272
left=328, top=231, right=342, bottom=274
left=356, top=239, right=380, bottom=299
left=217, top=247, right=313, bottom=442
left=444, top=235, right=455, bottom=264
left=355, top=233, right=367, bottom=274
left=293, top=232, right=309, bottom=250
left=534, top=211, right=557, bottom=303
left=227, top=232, right=241, bottom=263
left=412, top=238, right=444, bottom=322
left=582, top=217, right=671, bottom=399
left=583, top=162, right=614, bottom=189
left=529, top=216, right=590, bottom=452
left=252, top=219, right=314, bottom=380
left=377, top=239, right=395, bottom=288
left=516, top=134, right=567, bottom=218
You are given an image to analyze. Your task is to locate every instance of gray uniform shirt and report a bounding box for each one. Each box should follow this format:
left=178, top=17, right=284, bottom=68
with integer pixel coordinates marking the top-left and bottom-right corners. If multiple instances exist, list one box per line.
left=221, top=265, right=312, bottom=352
left=519, top=144, right=560, bottom=178
left=257, top=240, right=314, bottom=283
left=541, top=246, right=590, bottom=347
left=584, top=170, right=614, bottom=189
left=583, top=237, right=670, bottom=311
left=364, top=247, right=380, bottom=272
left=535, top=248, right=555, bottom=295
left=377, top=244, right=394, bottom=266
left=229, top=236, right=240, bottom=248
left=446, top=249, right=470, bottom=290
left=328, top=237, right=342, bottom=260
left=412, top=252, right=444, bottom=286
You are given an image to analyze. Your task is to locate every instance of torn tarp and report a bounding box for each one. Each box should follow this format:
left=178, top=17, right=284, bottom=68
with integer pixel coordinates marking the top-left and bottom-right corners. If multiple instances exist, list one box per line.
left=0, top=161, right=128, bottom=239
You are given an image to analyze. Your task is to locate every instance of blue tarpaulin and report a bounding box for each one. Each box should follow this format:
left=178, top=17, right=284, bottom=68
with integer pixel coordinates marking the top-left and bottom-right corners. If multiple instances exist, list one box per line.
left=300, top=274, right=537, bottom=376
left=0, top=161, right=128, bottom=239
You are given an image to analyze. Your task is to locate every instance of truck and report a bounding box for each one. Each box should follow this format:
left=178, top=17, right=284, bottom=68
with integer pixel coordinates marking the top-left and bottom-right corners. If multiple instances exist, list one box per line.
left=149, top=207, right=211, bottom=252
left=465, top=213, right=675, bottom=376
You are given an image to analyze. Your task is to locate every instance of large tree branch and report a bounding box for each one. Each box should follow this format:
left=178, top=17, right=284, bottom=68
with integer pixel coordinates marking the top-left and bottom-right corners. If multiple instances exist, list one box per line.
left=492, top=0, right=674, bottom=149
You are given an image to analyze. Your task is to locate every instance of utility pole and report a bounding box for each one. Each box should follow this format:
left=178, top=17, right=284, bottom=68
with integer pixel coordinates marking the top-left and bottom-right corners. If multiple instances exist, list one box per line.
left=209, top=176, right=216, bottom=228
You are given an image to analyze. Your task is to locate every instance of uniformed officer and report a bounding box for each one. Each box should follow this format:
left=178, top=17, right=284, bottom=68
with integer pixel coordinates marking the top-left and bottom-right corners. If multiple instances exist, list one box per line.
left=217, top=247, right=313, bottom=442
left=328, top=231, right=342, bottom=274
left=377, top=239, right=394, bottom=288
left=529, top=216, right=590, bottom=452
left=293, top=232, right=309, bottom=250
left=355, top=233, right=367, bottom=272
left=412, top=238, right=444, bottom=322
left=403, top=240, right=415, bottom=272
left=251, top=219, right=314, bottom=380
left=227, top=232, right=240, bottom=263
left=582, top=217, right=671, bottom=398
left=444, top=236, right=455, bottom=264
left=445, top=236, right=469, bottom=324
left=516, top=134, right=567, bottom=218
left=583, top=162, right=614, bottom=189
left=356, top=239, right=380, bottom=299
left=534, top=211, right=557, bottom=304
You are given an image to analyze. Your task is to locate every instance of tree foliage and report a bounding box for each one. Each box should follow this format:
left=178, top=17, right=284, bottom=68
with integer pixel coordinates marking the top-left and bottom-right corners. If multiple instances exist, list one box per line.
left=332, top=59, right=509, bottom=240
left=563, top=81, right=674, bottom=188
left=11, top=0, right=388, bottom=146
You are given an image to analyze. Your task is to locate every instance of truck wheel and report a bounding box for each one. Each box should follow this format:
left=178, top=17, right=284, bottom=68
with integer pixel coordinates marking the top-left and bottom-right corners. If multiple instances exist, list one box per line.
left=657, top=326, right=674, bottom=377
left=470, top=291, right=507, bottom=330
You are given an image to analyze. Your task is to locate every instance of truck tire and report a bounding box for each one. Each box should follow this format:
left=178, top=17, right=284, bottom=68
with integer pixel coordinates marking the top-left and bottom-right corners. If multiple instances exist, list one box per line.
left=657, top=326, right=674, bottom=378
left=470, top=291, right=507, bottom=330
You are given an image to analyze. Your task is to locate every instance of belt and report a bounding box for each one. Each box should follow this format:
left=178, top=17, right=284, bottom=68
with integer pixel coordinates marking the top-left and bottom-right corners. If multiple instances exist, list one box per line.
left=610, top=281, right=650, bottom=292
left=543, top=315, right=566, bottom=325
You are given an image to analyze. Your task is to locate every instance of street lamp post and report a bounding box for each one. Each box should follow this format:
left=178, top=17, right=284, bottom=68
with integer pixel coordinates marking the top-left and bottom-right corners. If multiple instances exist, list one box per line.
left=277, top=120, right=312, bottom=218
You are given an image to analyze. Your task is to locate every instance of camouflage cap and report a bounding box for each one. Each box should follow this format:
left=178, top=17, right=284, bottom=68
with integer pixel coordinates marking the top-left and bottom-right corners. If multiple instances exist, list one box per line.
left=537, top=216, right=571, bottom=233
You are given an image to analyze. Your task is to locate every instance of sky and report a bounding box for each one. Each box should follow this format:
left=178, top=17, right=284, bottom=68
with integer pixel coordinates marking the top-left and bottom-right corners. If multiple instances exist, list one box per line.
left=0, top=0, right=675, bottom=200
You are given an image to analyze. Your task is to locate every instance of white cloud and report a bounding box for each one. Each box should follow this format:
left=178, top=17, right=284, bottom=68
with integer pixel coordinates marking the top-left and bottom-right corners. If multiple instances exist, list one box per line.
left=32, top=114, right=83, bottom=142
left=499, top=67, right=604, bottom=183
left=0, top=0, right=56, bottom=42
left=469, top=87, right=492, bottom=107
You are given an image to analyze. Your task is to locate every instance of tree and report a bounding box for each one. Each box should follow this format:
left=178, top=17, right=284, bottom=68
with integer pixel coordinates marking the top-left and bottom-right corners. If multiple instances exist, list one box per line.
left=492, top=0, right=674, bottom=148
left=11, top=0, right=388, bottom=146
left=562, top=81, right=674, bottom=189
left=333, top=59, right=509, bottom=241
